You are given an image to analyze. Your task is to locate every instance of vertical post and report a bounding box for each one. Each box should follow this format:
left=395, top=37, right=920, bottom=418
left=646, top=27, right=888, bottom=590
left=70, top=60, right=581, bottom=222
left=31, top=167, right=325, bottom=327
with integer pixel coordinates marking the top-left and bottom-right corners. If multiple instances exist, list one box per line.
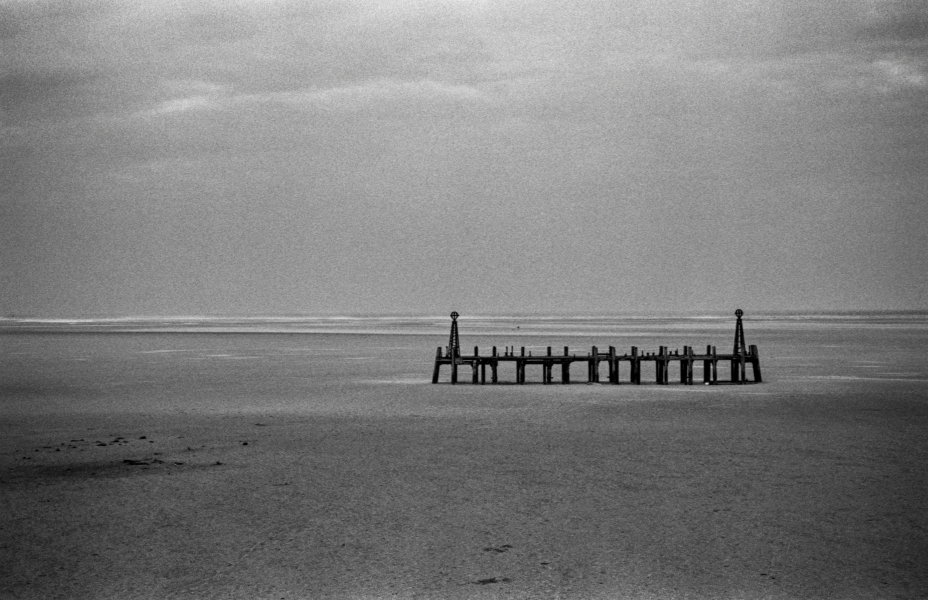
left=609, top=346, right=617, bottom=383
left=686, top=346, right=694, bottom=384
left=711, top=345, right=718, bottom=383
left=680, top=346, right=688, bottom=384
left=656, top=346, right=664, bottom=384
left=732, top=309, right=746, bottom=383
left=631, top=346, right=639, bottom=384
left=750, top=344, right=763, bottom=383
left=703, top=344, right=712, bottom=384
left=448, top=312, right=460, bottom=384
left=562, top=346, right=570, bottom=384
left=733, top=309, right=746, bottom=356
left=432, top=347, right=442, bottom=383
left=591, top=346, right=599, bottom=383
left=665, top=348, right=671, bottom=384
left=664, top=346, right=670, bottom=384
left=544, top=347, right=552, bottom=384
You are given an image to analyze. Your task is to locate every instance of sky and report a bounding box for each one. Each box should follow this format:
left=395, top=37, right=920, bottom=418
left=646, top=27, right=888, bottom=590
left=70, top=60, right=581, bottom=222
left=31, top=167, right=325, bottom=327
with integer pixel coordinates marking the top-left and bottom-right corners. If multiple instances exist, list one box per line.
left=1, top=0, right=927, bottom=316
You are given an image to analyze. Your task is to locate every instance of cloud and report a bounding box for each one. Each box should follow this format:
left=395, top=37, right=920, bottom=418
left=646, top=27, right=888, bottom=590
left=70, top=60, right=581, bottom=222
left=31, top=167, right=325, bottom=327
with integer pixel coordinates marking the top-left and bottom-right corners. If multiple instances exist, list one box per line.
left=687, top=50, right=928, bottom=99
left=143, top=95, right=217, bottom=116
left=129, top=78, right=488, bottom=121
left=859, top=0, right=928, bottom=41
left=247, top=79, right=487, bottom=112
left=873, top=57, right=928, bottom=91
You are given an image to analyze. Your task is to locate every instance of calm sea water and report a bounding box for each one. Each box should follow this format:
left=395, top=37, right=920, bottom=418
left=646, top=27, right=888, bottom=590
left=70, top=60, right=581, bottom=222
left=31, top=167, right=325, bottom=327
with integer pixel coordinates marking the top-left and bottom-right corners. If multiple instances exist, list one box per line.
left=2, top=313, right=927, bottom=416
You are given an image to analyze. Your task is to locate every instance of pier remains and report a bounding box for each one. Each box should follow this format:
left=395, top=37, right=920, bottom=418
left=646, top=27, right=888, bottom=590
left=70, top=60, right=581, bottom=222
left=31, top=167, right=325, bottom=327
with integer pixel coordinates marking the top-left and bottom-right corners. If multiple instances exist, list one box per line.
left=432, top=310, right=762, bottom=385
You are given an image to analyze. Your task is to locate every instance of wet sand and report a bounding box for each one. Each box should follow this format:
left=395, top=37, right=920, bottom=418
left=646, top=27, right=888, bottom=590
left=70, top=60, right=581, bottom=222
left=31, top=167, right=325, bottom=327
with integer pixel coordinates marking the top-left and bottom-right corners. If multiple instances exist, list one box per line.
left=2, top=324, right=928, bottom=598
left=3, top=382, right=928, bottom=599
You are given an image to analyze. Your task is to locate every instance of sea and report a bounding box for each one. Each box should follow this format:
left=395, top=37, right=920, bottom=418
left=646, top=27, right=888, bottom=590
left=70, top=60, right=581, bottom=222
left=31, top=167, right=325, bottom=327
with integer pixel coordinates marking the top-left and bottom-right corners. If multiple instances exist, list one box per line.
left=2, top=312, right=927, bottom=417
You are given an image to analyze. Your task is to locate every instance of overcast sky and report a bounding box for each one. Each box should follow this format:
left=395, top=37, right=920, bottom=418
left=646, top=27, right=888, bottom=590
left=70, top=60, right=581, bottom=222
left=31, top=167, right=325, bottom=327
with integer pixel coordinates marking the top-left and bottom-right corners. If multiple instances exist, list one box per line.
left=2, top=0, right=927, bottom=316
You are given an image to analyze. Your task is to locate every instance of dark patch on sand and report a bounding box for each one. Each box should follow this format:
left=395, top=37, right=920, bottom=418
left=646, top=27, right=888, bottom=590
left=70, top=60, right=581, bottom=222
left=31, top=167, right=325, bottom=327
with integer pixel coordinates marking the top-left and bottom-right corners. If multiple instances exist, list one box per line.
left=2, top=457, right=219, bottom=483
left=474, top=576, right=511, bottom=585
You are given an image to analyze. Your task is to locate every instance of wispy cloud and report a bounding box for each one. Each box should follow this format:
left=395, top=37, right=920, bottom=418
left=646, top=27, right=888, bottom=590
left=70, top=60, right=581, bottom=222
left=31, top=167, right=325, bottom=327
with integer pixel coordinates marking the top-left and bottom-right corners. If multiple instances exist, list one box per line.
left=131, top=78, right=489, bottom=120
left=873, top=57, right=928, bottom=91
left=143, top=95, right=217, bottom=117
left=245, top=79, right=487, bottom=111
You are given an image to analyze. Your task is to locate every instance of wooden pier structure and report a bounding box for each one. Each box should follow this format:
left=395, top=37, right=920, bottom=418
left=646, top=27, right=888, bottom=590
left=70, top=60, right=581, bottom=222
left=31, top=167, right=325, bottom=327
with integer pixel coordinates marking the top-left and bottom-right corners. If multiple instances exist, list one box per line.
left=432, top=310, right=762, bottom=385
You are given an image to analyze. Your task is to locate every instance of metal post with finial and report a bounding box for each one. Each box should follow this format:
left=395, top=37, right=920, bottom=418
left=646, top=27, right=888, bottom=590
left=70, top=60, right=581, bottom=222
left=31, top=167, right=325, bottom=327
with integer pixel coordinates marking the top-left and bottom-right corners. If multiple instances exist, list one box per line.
left=733, top=309, right=746, bottom=383
left=733, top=309, right=745, bottom=355
left=449, top=311, right=460, bottom=384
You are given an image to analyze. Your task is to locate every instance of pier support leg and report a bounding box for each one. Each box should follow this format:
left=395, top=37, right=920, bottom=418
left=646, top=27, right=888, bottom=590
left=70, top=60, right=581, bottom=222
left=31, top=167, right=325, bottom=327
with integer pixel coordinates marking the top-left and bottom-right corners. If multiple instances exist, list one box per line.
left=750, top=345, right=763, bottom=383
left=680, top=347, right=688, bottom=384
left=656, top=347, right=665, bottom=384
left=703, top=345, right=712, bottom=384
left=631, top=347, right=640, bottom=384
left=432, top=347, right=442, bottom=384
left=686, top=347, right=694, bottom=384
left=545, top=347, right=553, bottom=384
left=609, top=347, right=617, bottom=383
left=563, top=347, right=570, bottom=384
left=591, top=346, right=599, bottom=383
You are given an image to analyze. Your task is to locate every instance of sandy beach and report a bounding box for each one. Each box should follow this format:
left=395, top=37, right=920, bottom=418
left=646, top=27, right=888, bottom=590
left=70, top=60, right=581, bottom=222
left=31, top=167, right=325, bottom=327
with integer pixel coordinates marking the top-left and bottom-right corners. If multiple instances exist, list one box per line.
left=2, top=319, right=927, bottom=599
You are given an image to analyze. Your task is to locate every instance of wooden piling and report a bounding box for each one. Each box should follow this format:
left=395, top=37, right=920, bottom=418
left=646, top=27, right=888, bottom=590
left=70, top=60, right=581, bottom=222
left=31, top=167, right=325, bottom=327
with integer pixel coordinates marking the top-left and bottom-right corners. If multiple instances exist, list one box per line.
left=680, top=346, right=688, bottom=384
left=562, top=346, right=570, bottom=384
left=591, top=346, right=599, bottom=383
left=655, top=346, right=664, bottom=384
left=631, top=346, right=640, bottom=384
left=750, top=344, right=763, bottom=383
left=432, top=347, right=442, bottom=383
left=703, top=345, right=712, bottom=384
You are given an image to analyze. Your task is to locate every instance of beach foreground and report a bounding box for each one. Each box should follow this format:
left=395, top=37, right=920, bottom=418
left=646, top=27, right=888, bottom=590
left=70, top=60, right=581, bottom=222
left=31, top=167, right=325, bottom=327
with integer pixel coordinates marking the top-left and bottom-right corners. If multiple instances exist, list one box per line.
left=2, top=318, right=927, bottom=599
